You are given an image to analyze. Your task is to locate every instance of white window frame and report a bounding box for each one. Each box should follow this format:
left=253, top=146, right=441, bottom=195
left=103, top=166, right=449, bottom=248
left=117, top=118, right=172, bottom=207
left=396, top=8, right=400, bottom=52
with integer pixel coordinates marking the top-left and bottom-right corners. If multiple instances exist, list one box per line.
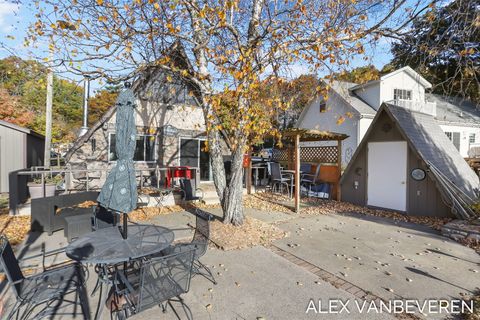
left=445, top=131, right=461, bottom=151
left=469, top=133, right=476, bottom=144
left=393, top=89, right=412, bottom=101
left=108, top=133, right=157, bottom=163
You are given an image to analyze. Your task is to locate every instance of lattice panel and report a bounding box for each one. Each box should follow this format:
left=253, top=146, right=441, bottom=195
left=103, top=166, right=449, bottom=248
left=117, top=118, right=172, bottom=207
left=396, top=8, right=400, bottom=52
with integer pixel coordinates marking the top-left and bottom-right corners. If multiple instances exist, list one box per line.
left=272, top=149, right=289, bottom=162
left=301, top=146, right=338, bottom=163
left=272, top=146, right=338, bottom=163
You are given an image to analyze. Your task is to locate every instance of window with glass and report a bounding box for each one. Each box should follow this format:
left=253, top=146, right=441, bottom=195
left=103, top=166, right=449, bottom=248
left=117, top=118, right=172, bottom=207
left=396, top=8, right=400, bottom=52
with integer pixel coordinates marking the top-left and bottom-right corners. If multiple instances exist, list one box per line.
left=109, top=134, right=157, bottom=162
left=469, top=133, right=476, bottom=144
left=393, top=89, right=412, bottom=101
left=319, top=102, right=327, bottom=113
left=445, top=131, right=461, bottom=151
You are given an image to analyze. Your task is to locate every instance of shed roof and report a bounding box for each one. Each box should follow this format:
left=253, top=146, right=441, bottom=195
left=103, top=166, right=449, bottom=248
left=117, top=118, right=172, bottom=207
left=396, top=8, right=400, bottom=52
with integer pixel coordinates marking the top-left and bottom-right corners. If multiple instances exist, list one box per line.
left=0, top=119, right=44, bottom=138
left=341, top=103, right=479, bottom=200
left=282, top=128, right=348, bottom=142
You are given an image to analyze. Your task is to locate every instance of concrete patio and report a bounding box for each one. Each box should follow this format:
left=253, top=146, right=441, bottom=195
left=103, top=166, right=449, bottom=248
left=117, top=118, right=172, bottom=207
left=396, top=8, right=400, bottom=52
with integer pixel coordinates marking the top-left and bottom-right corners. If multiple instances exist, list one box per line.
left=1, top=207, right=478, bottom=319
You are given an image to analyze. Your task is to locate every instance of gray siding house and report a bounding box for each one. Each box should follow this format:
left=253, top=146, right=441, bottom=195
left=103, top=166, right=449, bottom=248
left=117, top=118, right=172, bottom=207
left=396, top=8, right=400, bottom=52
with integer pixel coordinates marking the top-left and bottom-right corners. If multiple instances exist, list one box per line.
left=0, top=120, right=45, bottom=192
left=65, top=43, right=218, bottom=187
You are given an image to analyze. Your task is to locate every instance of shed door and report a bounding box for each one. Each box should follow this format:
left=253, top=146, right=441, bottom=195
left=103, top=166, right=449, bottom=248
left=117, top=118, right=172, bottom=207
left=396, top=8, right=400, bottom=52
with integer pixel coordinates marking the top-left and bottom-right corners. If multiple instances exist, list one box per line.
left=367, top=141, right=407, bottom=211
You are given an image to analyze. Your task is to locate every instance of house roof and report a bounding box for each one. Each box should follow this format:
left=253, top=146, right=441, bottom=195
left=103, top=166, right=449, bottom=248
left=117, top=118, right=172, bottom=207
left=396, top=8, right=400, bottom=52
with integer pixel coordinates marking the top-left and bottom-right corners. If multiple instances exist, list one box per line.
left=349, top=66, right=432, bottom=91
left=295, top=80, right=377, bottom=127
left=0, top=119, right=44, bottom=138
left=341, top=103, right=479, bottom=201
left=329, top=81, right=377, bottom=116
left=65, top=42, right=197, bottom=162
left=428, top=93, right=480, bottom=126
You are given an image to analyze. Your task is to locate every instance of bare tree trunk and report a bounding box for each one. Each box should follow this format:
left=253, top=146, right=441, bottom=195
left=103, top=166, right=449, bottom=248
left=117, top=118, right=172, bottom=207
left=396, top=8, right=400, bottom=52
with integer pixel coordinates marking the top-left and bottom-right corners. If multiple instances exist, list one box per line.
left=207, top=127, right=227, bottom=203
left=222, top=142, right=246, bottom=226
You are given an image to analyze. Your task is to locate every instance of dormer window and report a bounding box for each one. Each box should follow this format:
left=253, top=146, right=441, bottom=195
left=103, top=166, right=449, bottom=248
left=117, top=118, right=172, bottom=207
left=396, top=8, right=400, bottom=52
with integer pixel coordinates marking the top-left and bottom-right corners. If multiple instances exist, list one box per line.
left=394, top=89, right=412, bottom=101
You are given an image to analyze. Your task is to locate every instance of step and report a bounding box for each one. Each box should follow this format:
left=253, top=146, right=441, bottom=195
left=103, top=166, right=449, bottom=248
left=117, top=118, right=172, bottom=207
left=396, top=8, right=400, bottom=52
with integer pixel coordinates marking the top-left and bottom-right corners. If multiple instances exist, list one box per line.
left=202, top=196, right=220, bottom=205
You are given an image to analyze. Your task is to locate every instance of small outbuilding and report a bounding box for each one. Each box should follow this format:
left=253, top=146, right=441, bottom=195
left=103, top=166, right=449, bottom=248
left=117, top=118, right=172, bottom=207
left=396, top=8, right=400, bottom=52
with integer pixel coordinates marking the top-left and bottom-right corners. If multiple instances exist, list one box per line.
left=0, top=120, right=45, bottom=193
left=340, top=103, right=479, bottom=218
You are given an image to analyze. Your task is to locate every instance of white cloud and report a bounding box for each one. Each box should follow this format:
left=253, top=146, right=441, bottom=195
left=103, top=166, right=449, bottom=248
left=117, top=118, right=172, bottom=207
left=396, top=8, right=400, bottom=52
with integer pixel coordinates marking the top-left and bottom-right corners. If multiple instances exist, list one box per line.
left=0, top=1, right=20, bottom=33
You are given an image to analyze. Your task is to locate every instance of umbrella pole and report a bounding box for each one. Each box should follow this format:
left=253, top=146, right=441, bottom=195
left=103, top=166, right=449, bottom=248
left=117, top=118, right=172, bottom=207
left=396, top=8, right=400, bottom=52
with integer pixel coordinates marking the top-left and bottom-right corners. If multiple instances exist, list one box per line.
left=122, top=213, right=128, bottom=239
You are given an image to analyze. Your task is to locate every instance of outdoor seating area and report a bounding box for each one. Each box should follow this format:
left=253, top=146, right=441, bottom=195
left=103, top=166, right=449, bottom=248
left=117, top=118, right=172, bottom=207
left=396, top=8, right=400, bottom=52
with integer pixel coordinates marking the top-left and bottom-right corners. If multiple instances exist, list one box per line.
left=1, top=206, right=215, bottom=320
left=245, top=129, right=348, bottom=212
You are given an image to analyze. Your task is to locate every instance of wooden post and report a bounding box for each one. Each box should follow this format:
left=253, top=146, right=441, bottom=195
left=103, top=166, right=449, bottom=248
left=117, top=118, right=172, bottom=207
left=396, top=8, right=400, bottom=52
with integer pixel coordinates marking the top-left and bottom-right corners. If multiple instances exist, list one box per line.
left=246, top=152, right=252, bottom=195
left=294, top=134, right=300, bottom=213
left=337, top=139, right=342, bottom=201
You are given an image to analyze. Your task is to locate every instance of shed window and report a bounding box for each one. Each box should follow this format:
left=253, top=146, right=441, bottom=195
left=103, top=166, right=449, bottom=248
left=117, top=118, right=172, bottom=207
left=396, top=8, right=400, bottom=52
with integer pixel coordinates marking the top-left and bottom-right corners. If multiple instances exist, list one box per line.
left=445, top=131, right=461, bottom=151
left=319, top=102, right=326, bottom=113
left=109, top=133, right=157, bottom=162
left=393, top=89, right=412, bottom=101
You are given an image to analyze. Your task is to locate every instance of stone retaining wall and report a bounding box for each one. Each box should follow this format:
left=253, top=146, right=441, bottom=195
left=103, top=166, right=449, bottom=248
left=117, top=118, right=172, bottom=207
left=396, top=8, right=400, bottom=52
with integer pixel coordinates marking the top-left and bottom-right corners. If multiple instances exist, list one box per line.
left=441, top=219, right=480, bottom=242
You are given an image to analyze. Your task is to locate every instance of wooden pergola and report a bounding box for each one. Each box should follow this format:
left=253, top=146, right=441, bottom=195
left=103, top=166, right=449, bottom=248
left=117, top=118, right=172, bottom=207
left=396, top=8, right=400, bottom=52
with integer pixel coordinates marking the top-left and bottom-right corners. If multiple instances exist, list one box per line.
left=270, top=129, right=348, bottom=213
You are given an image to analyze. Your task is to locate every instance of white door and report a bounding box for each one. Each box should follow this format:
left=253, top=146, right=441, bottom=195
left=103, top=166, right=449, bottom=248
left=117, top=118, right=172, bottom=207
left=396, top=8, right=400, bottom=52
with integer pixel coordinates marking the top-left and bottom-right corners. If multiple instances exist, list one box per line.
left=367, top=141, right=407, bottom=211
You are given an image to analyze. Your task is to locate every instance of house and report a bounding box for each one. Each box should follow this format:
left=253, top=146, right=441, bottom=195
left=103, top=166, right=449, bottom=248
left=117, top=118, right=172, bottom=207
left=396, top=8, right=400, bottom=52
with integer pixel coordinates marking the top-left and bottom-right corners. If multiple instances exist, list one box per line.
left=65, top=43, right=216, bottom=187
left=296, top=66, right=480, bottom=165
left=0, top=120, right=44, bottom=192
left=340, top=103, right=479, bottom=218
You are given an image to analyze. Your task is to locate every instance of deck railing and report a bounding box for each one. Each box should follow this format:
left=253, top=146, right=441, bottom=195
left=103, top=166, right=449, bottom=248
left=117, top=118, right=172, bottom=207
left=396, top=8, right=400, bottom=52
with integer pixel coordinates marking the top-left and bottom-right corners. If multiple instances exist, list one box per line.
left=8, top=166, right=199, bottom=215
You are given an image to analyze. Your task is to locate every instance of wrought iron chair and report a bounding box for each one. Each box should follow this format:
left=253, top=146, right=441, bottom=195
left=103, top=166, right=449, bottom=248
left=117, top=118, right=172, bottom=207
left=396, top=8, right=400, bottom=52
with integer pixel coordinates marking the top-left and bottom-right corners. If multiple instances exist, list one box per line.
left=70, top=163, right=101, bottom=191
left=269, top=162, right=292, bottom=197
left=160, top=208, right=216, bottom=285
left=0, top=235, right=90, bottom=320
left=112, top=249, right=195, bottom=319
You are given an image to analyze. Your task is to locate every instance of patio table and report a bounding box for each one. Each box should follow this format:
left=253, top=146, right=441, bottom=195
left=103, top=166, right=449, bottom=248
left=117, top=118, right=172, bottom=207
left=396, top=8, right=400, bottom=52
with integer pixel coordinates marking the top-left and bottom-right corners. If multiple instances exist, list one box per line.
left=66, top=224, right=174, bottom=319
left=66, top=224, right=174, bottom=265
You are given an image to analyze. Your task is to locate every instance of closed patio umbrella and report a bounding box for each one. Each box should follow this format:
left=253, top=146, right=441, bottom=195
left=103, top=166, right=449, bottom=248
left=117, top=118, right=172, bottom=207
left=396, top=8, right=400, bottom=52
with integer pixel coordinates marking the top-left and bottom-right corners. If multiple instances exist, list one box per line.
left=97, top=84, right=137, bottom=239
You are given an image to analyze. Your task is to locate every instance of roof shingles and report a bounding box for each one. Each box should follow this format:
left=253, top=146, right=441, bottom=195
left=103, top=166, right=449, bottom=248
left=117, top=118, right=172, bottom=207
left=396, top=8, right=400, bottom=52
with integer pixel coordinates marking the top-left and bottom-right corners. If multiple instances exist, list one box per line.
left=385, top=103, right=479, bottom=198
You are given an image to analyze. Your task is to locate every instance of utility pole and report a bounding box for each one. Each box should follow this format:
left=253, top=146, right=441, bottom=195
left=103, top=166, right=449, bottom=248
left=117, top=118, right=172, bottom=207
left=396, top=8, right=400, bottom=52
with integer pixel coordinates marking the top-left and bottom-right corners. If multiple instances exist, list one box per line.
left=44, top=47, right=53, bottom=169
left=78, top=76, right=90, bottom=137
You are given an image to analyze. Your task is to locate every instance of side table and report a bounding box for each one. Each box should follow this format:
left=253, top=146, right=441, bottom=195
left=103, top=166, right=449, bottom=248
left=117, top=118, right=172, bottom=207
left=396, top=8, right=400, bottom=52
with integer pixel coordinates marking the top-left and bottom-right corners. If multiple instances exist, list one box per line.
left=64, top=214, right=93, bottom=242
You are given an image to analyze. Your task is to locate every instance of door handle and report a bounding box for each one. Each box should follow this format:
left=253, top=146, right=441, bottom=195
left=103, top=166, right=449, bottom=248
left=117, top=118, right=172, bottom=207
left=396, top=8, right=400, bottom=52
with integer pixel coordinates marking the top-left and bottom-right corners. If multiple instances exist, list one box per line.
left=401, top=181, right=406, bottom=184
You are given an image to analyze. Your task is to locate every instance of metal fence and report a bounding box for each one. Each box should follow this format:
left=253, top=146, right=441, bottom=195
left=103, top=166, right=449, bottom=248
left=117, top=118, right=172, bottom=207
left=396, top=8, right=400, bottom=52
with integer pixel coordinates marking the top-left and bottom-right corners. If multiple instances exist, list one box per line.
left=8, top=166, right=199, bottom=215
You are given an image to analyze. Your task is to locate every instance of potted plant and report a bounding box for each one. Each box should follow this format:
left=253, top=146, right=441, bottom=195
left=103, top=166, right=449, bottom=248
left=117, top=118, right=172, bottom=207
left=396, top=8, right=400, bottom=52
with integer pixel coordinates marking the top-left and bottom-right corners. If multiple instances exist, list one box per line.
left=28, top=174, right=63, bottom=199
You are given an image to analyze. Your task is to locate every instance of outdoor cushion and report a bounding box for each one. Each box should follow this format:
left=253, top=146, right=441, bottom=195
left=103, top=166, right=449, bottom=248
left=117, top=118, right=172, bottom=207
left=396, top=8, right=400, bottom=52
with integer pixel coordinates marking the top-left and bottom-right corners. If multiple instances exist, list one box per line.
left=301, top=183, right=331, bottom=199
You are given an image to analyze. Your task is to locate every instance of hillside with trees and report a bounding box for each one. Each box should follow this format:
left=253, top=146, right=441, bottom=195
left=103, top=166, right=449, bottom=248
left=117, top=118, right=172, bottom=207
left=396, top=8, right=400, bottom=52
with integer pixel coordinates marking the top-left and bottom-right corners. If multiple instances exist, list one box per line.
left=0, top=56, right=118, bottom=142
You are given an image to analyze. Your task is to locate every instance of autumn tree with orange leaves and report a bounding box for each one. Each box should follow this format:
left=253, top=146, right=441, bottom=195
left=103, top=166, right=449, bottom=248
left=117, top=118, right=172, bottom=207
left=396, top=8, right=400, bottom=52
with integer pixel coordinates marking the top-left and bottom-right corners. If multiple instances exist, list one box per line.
left=28, top=0, right=434, bottom=225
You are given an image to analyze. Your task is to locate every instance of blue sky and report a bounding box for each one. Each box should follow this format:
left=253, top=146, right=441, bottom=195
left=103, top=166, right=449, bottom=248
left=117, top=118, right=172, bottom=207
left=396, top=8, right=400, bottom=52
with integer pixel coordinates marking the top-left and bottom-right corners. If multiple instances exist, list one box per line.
left=0, top=0, right=396, bottom=91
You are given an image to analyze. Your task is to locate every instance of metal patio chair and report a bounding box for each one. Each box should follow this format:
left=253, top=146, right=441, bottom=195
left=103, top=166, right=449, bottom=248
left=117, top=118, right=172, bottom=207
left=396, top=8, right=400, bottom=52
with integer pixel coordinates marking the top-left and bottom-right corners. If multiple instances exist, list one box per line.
left=0, top=235, right=90, bottom=320
left=300, top=163, right=322, bottom=195
left=269, top=162, right=292, bottom=197
left=112, top=249, right=195, bottom=319
left=159, top=208, right=216, bottom=285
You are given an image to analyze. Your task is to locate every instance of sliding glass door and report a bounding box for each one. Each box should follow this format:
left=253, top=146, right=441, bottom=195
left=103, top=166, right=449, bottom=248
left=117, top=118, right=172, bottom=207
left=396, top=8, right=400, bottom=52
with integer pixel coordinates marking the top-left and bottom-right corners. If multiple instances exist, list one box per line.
left=180, top=138, right=211, bottom=181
